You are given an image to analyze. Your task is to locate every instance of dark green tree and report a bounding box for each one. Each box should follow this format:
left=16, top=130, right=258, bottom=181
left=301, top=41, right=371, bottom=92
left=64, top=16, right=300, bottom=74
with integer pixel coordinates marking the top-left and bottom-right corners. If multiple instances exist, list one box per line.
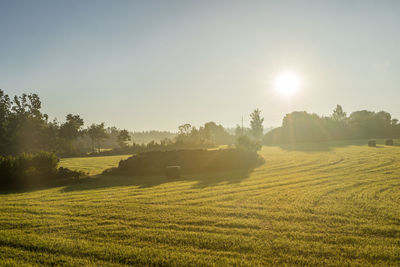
left=87, top=123, right=109, bottom=152
left=7, top=93, right=52, bottom=154
left=59, top=114, right=84, bottom=141
left=0, top=90, right=11, bottom=153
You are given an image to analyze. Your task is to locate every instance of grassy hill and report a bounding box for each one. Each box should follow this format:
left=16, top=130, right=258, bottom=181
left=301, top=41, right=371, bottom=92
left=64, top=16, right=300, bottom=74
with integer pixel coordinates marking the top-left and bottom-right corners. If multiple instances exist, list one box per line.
left=1, top=143, right=400, bottom=266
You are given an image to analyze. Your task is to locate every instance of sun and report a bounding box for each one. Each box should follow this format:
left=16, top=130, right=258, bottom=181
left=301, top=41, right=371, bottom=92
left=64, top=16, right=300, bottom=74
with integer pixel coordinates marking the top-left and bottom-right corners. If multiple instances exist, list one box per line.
left=274, top=71, right=301, bottom=97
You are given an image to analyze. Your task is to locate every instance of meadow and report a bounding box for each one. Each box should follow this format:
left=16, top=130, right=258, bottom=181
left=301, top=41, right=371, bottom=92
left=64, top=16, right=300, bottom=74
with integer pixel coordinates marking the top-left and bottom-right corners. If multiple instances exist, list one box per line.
left=60, top=155, right=131, bottom=175
left=1, top=141, right=400, bottom=266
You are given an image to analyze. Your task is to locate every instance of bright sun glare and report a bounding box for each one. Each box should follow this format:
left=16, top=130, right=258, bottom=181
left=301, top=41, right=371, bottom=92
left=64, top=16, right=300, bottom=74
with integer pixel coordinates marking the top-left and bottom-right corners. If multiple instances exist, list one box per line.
left=274, top=72, right=301, bottom=97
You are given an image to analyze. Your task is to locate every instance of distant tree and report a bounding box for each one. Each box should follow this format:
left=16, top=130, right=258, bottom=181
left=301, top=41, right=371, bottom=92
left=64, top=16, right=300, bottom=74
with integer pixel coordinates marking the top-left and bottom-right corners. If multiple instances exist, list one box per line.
left=176, top=123, right=192, bottom=144
left=101, top=126, right=120, bottom=149
left=160, top=137, right=173, bottom=146
left=12, top=93, right=43, bottom=118
left=6, top=92, right=52, bottom=154
left=250, top=109, right=264, bottom=140
left=235, top=125, right=243, bottom=137
left=392, top=119, right=400, bottom=138
left=117, top=129, right=131, bottom=148
left=281, top=111, right=329, bottom=142
left=174, top=122, right=234, bottom=148
left=332, top=105, right=347, bottom=121
left=131, top=131, right=177, bottom=144
left=59, top=114, right=84, bottom=141
left=0, top=90, right=11, bottom=153
left=178, top=123, right=192, bottom=136
left=0, top=90, right=11, bottom=120
left=87, top=123, right=109, bottom=152
left=146, top=140, right=156, bottom=150
left=263, top=104, right=400, bottom=145
left=347, top=110, right=391, bottom=138
left=203, top=121, right=234, bottom=145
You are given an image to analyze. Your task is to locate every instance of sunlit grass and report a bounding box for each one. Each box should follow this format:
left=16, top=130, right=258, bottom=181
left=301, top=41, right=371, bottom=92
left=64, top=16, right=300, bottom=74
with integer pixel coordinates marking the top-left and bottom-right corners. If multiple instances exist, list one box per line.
left=1, top=144, right=400, bottom=265
left=59, top=155, right=131, bottom=175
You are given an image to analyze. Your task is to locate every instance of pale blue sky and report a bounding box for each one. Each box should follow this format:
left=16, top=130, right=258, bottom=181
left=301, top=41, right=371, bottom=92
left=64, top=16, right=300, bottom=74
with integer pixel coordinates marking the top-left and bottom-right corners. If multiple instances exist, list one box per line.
left=1, top=0, right=399, bottom=131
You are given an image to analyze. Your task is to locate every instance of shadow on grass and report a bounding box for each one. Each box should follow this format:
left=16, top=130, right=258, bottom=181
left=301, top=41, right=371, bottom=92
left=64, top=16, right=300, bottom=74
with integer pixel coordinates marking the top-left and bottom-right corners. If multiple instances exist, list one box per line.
left=273, top=139, right=397, bottom=152
left=0, top=177, right=87, bottom=195
left=62, top=168, right=254, bottom=192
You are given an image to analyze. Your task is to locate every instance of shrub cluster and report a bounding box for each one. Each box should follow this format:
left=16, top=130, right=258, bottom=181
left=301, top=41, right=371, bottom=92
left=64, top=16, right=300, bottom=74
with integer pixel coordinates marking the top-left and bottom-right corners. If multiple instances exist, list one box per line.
left=107, top=148, right=264, bottom=176
left=236, top=135, right=261, bottom=152
left=0, top=152, right=85, bottom=190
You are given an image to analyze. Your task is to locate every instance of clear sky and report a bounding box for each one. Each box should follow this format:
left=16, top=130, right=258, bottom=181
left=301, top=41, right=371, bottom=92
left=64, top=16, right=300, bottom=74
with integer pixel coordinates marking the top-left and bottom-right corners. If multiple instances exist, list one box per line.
left=1, top=0, right=399, bottom=131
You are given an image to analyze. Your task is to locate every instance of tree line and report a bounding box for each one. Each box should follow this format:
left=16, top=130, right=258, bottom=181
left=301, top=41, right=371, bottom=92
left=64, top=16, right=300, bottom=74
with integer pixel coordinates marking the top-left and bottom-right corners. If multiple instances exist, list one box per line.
left=263, top=105, right=400, bottom=144
left=5, top=89, right=396, bottom=156
left=0, top=89, right=133, bottom=156
left=0, top=89, right=265, bottom=190
left=0, top=90, right=266, bottom=157
left=130, top=131, right=177, bottom=144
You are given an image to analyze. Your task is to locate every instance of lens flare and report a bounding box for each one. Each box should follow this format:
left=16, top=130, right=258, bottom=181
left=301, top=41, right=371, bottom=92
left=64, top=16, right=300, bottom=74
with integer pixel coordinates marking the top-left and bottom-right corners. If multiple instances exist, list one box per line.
left=274, top=72, right=301, bottom=97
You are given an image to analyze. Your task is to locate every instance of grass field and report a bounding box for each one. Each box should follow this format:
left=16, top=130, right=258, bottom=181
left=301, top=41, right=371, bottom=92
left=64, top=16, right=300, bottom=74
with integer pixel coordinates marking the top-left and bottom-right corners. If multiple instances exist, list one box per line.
left=1, top=142, right=400, bottom=266
left=59, top=155, right=131, bottom=175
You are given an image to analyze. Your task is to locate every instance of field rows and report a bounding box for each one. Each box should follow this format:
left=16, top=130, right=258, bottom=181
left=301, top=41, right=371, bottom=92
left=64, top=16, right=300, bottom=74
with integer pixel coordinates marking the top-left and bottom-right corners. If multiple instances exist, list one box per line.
left=1, top=145, right=400, bottom=265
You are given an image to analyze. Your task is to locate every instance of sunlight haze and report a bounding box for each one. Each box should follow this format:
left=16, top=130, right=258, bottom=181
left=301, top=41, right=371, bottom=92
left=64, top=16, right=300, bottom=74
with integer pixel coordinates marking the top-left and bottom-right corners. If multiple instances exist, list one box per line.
left=274, top=71, right=301, bottom=97
left=1, top=0, right=400, bottom=130
left=2, top=1, right=400, bottom=266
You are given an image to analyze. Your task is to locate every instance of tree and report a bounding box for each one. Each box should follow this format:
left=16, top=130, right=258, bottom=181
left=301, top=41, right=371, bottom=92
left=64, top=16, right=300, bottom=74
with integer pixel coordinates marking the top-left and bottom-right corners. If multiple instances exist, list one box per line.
left=0, top=90, right=11, bottom=120
left=178, top=123, right=192, bottom=136
left=203, top=121, right=234, bottom=145
left=332, top=105, right=347, bottom=121
left=0, top=90, right=11, bottom=153
left=176, top=123, right=193, bottom=144
left=7, top=93, right=52, bottom=154
left=87, top=123, right=109, bottom=152
left=59, top=114, right=84, bottom=140
left=117, top=129, right=131, bottom=148
left=250, top=109, right=264, bottom=140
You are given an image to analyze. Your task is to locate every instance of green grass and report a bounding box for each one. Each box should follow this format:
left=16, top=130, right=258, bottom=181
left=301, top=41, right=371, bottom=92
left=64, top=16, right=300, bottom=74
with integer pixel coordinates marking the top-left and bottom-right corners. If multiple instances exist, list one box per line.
left=59, top=155, right=131, bottom=175
left=1, top=144, right=400, bottom=266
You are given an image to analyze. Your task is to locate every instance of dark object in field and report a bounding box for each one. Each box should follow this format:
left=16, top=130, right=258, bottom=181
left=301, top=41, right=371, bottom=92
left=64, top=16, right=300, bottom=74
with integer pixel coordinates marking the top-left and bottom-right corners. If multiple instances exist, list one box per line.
left=385, top=139, right=394, bottom=146
left=111, top=148, right=264, bottom=176
left=368, top=140, right=376, bottom=147
left=166, top=166, right=181, bottom=178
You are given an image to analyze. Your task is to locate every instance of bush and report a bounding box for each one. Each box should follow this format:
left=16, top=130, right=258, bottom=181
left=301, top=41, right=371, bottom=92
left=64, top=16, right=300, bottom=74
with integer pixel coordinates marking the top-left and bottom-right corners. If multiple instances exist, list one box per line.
left=57, top=167, right=87, bottom=180
left=0, top=152, right=85, bottom=190
left=236, top=136, right=261, bottom=152
left=108, top=148, right=264, bottom=176
left=0, top=152, right=58, bottom=188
